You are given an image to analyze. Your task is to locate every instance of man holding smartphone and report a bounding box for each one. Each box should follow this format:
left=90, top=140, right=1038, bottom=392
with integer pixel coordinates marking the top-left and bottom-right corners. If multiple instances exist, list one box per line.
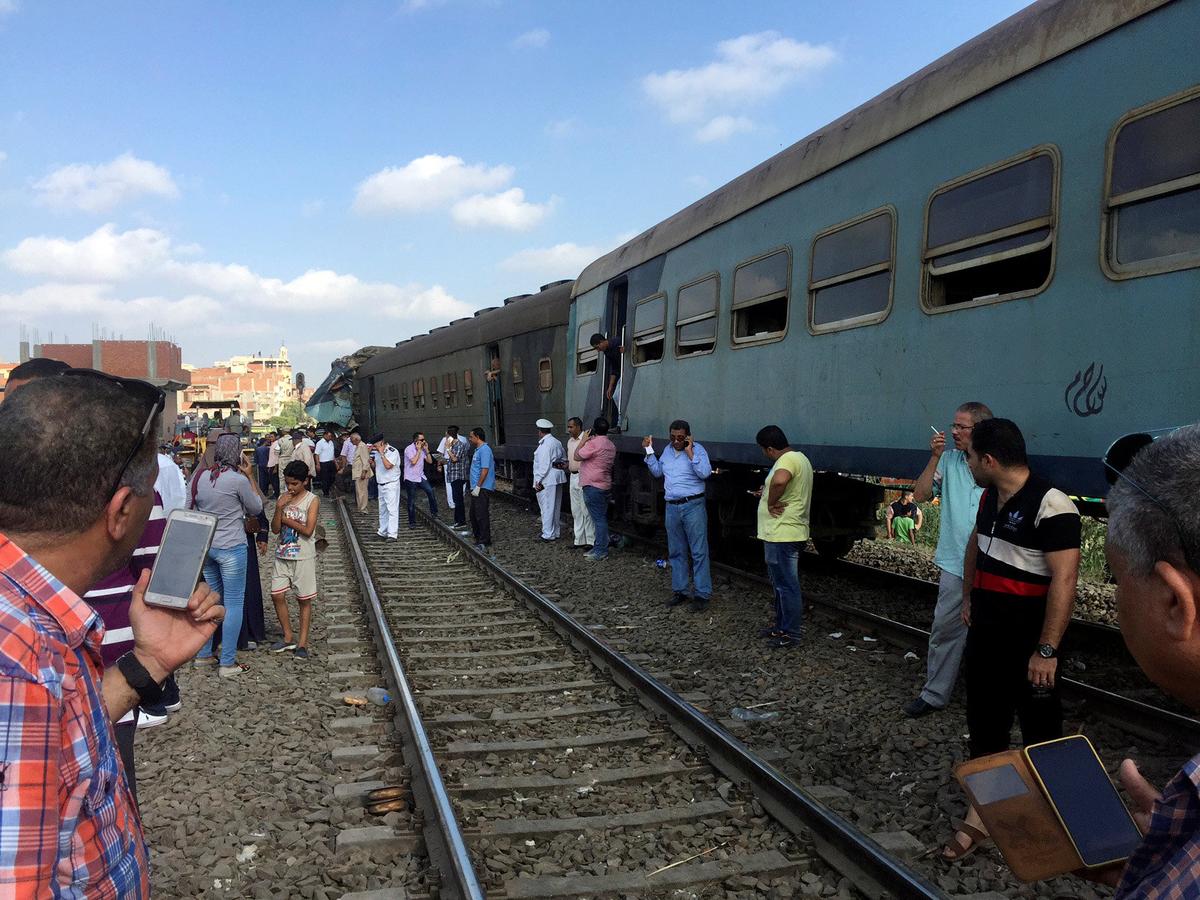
left=0, top=372, right=225, bottom=897
left=372, top=433, right=402, bottom=539
left=403, top=432, right=439, bottom=528
left=643, top=420, right=712, bottom=611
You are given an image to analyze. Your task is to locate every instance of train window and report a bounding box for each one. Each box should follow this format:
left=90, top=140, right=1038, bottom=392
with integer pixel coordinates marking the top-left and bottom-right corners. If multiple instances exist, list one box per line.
left=631, top=293, right=666, bottom=365
left=512, top=357, right=525, bottom=403
left=1103, top=89, right=1200, bottom=278
left=387, top=384, right=398, bottom=411
left=538, top=357, right=552, bottom=392
left=576, top=318, right=599, bottom=375
left=401, top=381, right=409, bottom=410
left=413, top=379, right=424, bottom=410
left=675, top=275, right=718, bottom=357
left=445, top=372, right=456, bottom=407
left=430, top=375, right=438, bottom=409
left=809, top=208, right=894, bottom=332
left=922, top=148, right=1057, bottom=311
left=463, top=369, right=473, bottom=405
left=732, top=249, right=790, bottom=345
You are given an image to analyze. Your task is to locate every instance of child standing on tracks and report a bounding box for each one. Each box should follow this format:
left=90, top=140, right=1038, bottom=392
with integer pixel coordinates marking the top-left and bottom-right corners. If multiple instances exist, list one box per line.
left=270, top=460, right=321, bottom=660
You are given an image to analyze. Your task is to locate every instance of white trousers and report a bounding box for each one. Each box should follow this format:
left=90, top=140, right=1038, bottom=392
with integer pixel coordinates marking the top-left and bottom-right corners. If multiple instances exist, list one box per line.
left=444, top=476, right=455, bottom=509
left=537, top=483, right=562, bottom=539
left=569, top=473, right=594, bottom=546
left=377, top=481, right=400, bottom=538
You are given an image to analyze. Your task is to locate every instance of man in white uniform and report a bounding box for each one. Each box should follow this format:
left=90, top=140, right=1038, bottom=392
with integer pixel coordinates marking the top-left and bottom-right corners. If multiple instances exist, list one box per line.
left=371, top=432, right=402, bottom=540
left=532, top=418, right=566, bottom=541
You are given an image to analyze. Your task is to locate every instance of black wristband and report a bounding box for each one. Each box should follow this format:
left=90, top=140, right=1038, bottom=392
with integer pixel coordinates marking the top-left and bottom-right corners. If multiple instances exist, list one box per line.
left=117, top=652, right=165, bottom=706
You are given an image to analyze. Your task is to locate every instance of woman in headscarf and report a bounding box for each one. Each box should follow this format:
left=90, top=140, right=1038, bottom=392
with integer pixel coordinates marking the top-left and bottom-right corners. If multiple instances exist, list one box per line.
left=189, top=433, right=264, bottom=676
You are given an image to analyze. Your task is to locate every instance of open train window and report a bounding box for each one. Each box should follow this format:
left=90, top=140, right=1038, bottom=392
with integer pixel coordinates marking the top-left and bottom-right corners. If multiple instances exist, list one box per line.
left=463, top=369, right=473, bottom=405
left=427, top=375, right=436, bottom=409
left=512, top=357, right=525, bottom=403
left=922, top=147, right=1058, bottom=312
left=445, top=372, right=456, bottom=407
left=809, top=208, right=894, bottom=333
left=1103, top=88, right=1200, bottom=279
left=413, top=379, right=424, bottom=410
left=538, top=357, right=552, bottom=392
left=387, top=384, right=398, bottom=411
left=631, top=293, right=666, bottom=365
left=675, top=275, right=718, bottom=357
left=732, top=248, right=790, bottom=345
left=401, top=381, right=409, bottom=410
left=576, top=318, right=599, bottom=375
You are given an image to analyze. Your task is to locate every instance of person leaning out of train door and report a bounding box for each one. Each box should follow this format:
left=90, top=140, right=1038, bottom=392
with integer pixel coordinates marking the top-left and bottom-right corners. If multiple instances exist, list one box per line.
left=942, top=417, right=1081, bottom=862
left=589, top=333, right=624, bottom=420
left=753, top=425, right=813, bottom=649
left=532, top=419, right=567, bottom=542
left=644, top=420, right=712, bottom=612
left=575, top=416, right=617, bottom=561
left=371, top=432, right=402, bottom=540
left=468, top=427, right=496, bottom=555
left=904, top=402, right=992, bottom=719
left=564, top=417, right=594, bottom=550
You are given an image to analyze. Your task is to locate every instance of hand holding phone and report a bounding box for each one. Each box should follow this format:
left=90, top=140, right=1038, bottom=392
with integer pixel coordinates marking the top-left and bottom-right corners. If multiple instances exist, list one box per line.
left=145, top=510, right=218, bottom=610
left=130, top=568, right=225, bottom=683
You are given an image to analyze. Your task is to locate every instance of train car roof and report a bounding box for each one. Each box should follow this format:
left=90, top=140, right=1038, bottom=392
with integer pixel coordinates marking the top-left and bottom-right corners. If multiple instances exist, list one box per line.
left=572, top=0, right=1173, bottom=298
left=356, top=279, right=574, bottom=377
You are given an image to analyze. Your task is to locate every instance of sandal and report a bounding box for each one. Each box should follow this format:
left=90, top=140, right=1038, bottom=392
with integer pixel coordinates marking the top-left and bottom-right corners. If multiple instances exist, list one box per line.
left=941, top=820, right=990, bottom=862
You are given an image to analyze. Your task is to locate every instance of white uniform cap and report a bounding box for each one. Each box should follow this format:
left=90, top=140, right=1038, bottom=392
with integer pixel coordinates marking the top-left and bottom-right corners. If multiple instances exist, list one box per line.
left=535, top=418, right=554, bottom=430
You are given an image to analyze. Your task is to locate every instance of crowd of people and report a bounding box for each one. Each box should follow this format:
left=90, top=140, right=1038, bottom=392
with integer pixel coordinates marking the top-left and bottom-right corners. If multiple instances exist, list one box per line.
left=3, top=355, right=1200, bottom=897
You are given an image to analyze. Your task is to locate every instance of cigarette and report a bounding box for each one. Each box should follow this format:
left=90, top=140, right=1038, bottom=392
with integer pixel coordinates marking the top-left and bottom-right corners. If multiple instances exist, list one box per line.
left=930, top=425, right=940, bottom=435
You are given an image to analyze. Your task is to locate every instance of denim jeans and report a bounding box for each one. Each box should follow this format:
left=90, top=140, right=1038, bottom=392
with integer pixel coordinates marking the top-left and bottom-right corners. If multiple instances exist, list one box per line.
left=197, top=543, right=249, bottom=667
left=763, top=541, right=804, bottom=637
left=665, top=497, right=711, bottom=598
left=405, top=479, right=438, bottom=525
left=582, top=486, right=610, bottom=558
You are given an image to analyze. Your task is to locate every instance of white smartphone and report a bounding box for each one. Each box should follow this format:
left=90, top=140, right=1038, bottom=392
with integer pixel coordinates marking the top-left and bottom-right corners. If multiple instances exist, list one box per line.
left=145, top=509, right=218, bottom=609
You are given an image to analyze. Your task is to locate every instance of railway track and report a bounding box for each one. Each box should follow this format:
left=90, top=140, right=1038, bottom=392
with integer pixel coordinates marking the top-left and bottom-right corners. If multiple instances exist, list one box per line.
left=493, top=485, right=1200, bottom=743
left=334, top=498, right=945, bottom=899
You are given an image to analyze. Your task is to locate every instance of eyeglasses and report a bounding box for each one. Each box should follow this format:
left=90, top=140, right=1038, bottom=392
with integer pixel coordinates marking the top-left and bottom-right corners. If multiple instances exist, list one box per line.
left=61, top=369, right=166, bottom=498
left=1103, top=428, right=1195, bottom=568
left=950, top=424, right=974, bottom=432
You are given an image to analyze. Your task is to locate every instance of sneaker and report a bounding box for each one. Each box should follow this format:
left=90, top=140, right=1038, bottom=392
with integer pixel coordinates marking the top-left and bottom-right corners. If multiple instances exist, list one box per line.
left=218, top=664, right=249, bottom=678
left=271, top=640, right=297, bottom=653
left=769, top=635, right=802, bottom=649
left=474, top=543, right=486, bottom=552
left=193, top=656, right=217, bottom=668
left=759, top=626, right=784, bottom=638
left=903, top=697, right=939, bottom=718
left=163, top=699, right=183, bottom=713
left=246, top=641, right=258, bottom=651
left=293, top=646, right=309, bottom=660
left=585, top=552, right=607, bottom=562
left=667, top=592, right=690, bottom=607
left=136, top=709, right=169, bottom=730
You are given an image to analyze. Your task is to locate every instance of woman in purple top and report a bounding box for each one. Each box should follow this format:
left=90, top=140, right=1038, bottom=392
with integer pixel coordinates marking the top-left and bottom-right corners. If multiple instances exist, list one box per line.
left=189, top=433, right=264, bottom=676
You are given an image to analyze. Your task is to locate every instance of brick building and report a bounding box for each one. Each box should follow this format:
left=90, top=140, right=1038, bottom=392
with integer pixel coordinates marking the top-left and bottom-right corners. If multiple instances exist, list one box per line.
left=182, top=346, right=302, bottom=422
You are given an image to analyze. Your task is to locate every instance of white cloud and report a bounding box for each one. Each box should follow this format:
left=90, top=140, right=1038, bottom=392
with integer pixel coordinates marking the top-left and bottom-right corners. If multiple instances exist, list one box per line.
left=0, top=1, right=17, bottom=17
left=544, top=118, right=580, bottom=139
left=694, top=115, right=754, bottom=143
left=512, top=28, right=550, bottom=49
left=500, top=241, right=606, bottom=275
left=33, top=152, right=180, bottom=213
left=3, top=224, right=172, bottom=281
left=353, top=154, right=513, bottom=215
left=451, top=188, right=552, bottom=231
left=642, top=32, right=836, bottom=140
left=297, top=337, right=364, bottom=356
left=0, top=283, right=225, bottom=333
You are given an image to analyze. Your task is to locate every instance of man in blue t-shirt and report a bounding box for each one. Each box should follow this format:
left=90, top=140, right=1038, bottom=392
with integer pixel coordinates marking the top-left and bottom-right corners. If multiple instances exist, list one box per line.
left=468, top=427, right=496, bottom=554
left=904, top=401, right=992, bottom=718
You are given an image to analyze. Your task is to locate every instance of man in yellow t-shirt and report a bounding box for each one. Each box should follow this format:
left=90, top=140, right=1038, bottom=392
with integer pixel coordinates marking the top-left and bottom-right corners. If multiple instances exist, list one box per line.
left=754, top=425, right=813, bottom=649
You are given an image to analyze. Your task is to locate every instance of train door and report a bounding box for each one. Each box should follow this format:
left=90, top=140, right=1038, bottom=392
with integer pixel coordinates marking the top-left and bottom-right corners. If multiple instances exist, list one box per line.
left=605, top=280, right=628, bottom=424
left=485, top=343, right=506, bottom=445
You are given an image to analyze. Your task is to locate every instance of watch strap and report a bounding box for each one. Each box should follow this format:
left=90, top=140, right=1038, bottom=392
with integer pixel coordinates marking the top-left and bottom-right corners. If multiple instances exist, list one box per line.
left=117, top=652, right=165, bottom=705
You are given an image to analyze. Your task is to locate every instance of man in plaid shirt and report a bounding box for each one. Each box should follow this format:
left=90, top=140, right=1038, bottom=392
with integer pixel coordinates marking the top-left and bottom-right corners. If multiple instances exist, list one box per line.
left=0, top=372, right=225, bottom=896
left=1098, top=425, right=1200, bottom=896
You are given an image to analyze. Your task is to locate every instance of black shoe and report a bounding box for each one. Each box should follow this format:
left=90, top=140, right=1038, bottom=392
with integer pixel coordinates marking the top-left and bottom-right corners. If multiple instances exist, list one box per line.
left=667, top=592, right=689, bottom=607
left=769, top=634, right=801, bottom=649
left=903, top=697, right=938, bottom=718
left=759, top=626, right=783, bottom=639
left=688, top=597, right=710, bottom=613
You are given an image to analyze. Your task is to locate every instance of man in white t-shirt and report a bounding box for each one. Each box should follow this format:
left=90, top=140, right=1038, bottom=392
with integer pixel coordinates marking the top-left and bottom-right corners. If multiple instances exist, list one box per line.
left=155, top=451, right=187, bottom=513
left=315, top=428, right=337, bottom=497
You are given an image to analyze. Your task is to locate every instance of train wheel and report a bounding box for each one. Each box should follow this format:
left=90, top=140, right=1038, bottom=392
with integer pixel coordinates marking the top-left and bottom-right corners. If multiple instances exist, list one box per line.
left=813, top=535, right=855, bottom=560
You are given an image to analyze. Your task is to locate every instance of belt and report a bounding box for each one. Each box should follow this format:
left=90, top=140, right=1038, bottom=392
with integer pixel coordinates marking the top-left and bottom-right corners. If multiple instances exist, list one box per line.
left=667, top=493, right=705, bottom=505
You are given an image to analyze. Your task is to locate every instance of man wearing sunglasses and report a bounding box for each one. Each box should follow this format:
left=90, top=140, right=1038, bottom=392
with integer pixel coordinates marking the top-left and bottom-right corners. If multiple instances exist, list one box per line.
left=0, top=371, right=225, bottom=896
left=1093, top=425, right=1200, bottom=896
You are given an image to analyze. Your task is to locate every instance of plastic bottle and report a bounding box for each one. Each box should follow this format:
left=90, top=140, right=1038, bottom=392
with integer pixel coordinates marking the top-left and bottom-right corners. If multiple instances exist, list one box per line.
left=730, top=706, right=779, bottom=722
left=366, top=687, right=391, bottom=706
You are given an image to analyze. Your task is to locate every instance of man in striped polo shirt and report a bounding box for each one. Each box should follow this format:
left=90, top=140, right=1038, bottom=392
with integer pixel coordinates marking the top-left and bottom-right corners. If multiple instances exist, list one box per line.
left=943, top=417, right=1082, bottom=860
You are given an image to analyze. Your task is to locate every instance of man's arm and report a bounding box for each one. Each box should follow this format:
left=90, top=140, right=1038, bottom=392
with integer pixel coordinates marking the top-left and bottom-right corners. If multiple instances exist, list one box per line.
left=767, top=468, right=792, bottom=517
left=690, top=443, right=712, bottom=480
left=406, top=446, right=420, bottom=466
left=0, top=677, right=61, bottom=892
left=913, top=433, right=946, bottom=502
left=1030, top=547, right=1080, bottom=688
left=961, top=528, right=979, bottom=626
left=575, top=435, right=595, bottom=461
left=290, top=496, right=320, bottom=538
left=914, top=507, right=924, bottom=529
left=378, top=447, right=396, bottom=470
left=885, top=505, right=895, bottom=538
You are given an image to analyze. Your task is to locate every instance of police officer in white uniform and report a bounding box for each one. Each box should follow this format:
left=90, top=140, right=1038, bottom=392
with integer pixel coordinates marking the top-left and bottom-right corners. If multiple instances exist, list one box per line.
left=371, top=432, right=402, bottom=540
left=532, top=418, right=567, bottom=541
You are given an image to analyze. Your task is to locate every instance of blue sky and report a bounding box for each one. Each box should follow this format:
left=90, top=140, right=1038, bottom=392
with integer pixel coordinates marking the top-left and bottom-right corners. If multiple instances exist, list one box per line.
left=0, top=0, right=1031, bottom=383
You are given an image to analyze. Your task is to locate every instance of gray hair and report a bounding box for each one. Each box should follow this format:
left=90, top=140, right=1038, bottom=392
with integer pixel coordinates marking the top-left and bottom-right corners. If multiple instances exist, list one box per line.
left=0, top=376, right=159, bottom=536
left=957, top=401, right=994, bottom=423
left=1106, top=425, right=1200, bottom=577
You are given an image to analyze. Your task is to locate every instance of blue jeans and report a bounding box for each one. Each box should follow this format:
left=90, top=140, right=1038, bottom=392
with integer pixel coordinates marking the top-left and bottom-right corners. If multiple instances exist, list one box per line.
left=764, top=541, right=804, bottom=638
left=197, top=543, right=249, bottom=667
left=582, top=486, right=610, bottom=558
left=665, top=497, right=710, bottom=598
left=405, top=479, right=438, bottom=525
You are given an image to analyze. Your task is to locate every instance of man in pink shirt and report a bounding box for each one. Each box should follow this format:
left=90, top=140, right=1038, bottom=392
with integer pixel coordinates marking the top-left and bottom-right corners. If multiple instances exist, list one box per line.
left=403, top=432, right=439, bottom=528
left=573, top=416, right=617, bottom=561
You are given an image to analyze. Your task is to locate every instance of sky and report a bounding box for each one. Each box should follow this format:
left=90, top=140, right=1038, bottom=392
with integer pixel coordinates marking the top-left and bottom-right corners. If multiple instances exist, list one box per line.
left=0, top=0, right=1032, bottom=384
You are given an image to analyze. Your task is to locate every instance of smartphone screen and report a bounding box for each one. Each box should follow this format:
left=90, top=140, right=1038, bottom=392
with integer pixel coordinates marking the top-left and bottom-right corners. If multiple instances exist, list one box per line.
left=147, top=516, right=213, bottom=603
left=1026, top=737, right=1142, bottom=866
left=964, top=763, right=1030, bottom=805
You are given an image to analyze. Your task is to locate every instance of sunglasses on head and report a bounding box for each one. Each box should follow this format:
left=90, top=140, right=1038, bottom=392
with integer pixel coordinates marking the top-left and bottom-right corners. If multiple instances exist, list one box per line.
left=1103, top=427, right=1196, bottom=568
left=61, top=369, right=166, bottom=499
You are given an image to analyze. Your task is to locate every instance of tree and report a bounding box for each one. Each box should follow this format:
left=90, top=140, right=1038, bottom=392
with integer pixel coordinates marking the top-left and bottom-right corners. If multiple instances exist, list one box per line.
left=269, top=400, right=308, bottom=431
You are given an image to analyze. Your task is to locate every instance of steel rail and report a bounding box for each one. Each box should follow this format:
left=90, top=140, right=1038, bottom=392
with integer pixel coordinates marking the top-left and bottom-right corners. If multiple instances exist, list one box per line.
left=335, top=500, right=485, bottom=900
left=415, top=506, right=945, bottom=900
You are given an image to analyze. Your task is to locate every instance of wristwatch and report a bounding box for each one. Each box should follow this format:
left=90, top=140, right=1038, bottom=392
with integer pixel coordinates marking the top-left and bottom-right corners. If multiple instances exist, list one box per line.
left=1037, top=643, right=1057, bottom=659
left=117, top=652, right=166, bottom=705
